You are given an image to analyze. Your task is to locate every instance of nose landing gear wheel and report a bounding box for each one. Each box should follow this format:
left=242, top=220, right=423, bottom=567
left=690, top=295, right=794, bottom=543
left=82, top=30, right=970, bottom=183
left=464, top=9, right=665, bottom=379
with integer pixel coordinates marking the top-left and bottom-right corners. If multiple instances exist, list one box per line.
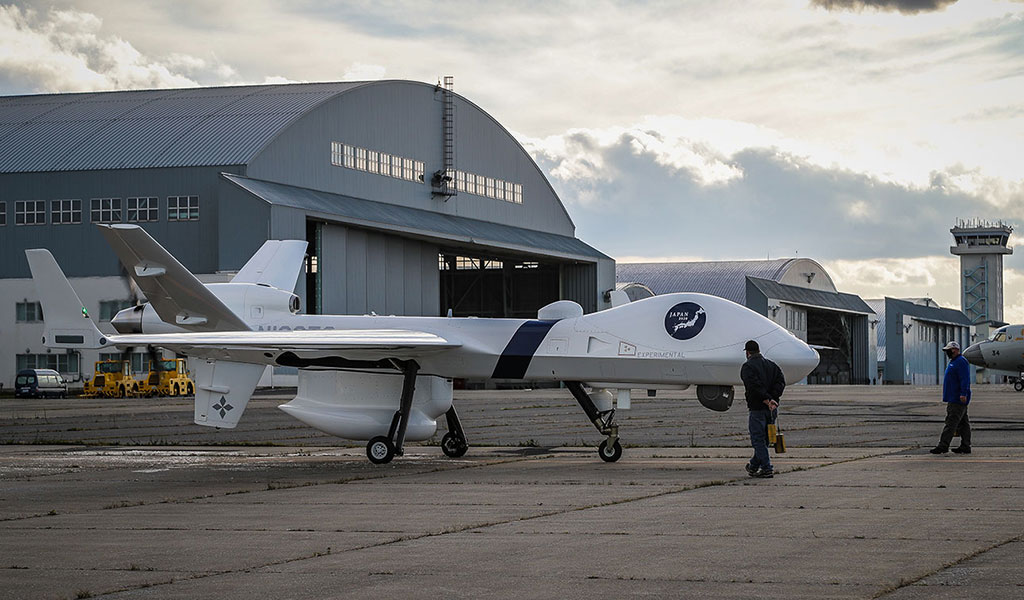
left=1014, top=381, right=1023, bottom=392
left=441, top=432, right=468, bottom=458
left=598, top=439, right=622, bottom=463
left=367, top=436, right=396, bottom=464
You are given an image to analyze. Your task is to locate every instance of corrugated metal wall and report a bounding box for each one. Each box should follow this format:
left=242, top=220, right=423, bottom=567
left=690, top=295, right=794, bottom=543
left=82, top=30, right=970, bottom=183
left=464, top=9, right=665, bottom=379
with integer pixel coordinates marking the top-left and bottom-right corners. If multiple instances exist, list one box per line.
left=561, top=263, right=597, bottom=313
left=319, top=222, right=439, bottom=316
left=851, top=314, right=870, bottom=384
left=0, top=166, right=239, bottom=278
left=247, top=81, right=577, bottom=238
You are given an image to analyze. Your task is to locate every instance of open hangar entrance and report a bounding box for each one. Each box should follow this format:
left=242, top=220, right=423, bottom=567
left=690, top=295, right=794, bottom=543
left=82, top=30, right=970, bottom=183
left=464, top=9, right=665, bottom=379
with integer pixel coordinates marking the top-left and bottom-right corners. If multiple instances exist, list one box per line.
left=745, top=277, right=875, bottom=385
left=301, top=215, right=609, bottom=319
left=439, top=249, right=597, bottom=318
left=804, top=307, right=872, bottom=385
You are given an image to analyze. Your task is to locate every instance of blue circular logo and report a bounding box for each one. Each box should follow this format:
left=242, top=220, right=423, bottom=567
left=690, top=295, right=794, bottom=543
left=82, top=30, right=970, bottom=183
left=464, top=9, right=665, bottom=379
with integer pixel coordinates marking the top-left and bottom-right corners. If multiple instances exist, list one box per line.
left=664, top=302, right=706, bottom=340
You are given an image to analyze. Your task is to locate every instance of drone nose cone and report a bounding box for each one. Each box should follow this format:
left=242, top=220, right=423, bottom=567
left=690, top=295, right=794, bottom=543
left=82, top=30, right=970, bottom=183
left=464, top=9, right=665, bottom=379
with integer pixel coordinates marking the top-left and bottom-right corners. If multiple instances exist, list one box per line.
left=769, top=337, right=820, bottom=382
left=963, top=343, right=985, bottom=367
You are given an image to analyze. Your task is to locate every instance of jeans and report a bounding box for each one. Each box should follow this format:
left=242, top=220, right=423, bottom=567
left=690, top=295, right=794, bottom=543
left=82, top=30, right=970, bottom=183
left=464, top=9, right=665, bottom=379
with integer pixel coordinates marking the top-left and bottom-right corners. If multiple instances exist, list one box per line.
left=939, top=402, right=971, bottom=450
left=748, top=408, right=777, bottom=471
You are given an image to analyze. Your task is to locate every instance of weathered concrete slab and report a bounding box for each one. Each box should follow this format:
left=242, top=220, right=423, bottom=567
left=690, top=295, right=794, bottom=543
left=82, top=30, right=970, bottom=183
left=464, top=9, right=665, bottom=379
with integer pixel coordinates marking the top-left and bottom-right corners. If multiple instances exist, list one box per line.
left=0, top=386, right=1022, bottom=599
left=879, top=540, right=1024, bottom=599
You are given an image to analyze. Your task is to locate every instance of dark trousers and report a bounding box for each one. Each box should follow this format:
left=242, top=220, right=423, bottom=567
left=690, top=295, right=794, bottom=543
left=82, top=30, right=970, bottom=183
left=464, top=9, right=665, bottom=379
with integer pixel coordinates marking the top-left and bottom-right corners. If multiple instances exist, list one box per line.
left=938, top=402, right=971, bottom=450
left=748, top=408, right=777, bottom=471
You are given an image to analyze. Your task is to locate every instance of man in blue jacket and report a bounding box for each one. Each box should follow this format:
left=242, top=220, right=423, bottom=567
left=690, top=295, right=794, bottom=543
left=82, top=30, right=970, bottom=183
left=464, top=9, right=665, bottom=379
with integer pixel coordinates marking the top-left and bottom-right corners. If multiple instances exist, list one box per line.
left=930, top=340, right=972, bottom=454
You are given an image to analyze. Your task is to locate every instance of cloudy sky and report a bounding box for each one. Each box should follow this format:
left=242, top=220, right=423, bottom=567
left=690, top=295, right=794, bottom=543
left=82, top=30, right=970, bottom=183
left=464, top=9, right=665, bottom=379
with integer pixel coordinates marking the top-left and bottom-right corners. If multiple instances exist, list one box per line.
left=2, top=0, right=1023, bottom=319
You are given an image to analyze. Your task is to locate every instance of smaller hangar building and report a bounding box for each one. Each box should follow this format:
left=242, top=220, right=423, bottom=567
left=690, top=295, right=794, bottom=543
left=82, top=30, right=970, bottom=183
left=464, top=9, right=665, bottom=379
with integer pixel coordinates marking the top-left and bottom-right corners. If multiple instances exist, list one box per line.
left=867, top=298, right=973, bottom=385
left=617, top=259, right=876, bottom=384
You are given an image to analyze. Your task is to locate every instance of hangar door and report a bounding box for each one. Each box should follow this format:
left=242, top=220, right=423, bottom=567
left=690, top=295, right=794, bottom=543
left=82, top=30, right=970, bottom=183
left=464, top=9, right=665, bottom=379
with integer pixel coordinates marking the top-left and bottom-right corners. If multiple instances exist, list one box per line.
left=306, top=221, right=441, bottom=316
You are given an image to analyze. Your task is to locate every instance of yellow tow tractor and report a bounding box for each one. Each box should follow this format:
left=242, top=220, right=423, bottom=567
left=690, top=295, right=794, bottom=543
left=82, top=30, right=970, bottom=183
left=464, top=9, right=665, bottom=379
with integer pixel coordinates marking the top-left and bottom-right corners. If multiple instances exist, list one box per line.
left=82, top=360, right=143, bottom=398
left=139, top=358, right=194, bottom=397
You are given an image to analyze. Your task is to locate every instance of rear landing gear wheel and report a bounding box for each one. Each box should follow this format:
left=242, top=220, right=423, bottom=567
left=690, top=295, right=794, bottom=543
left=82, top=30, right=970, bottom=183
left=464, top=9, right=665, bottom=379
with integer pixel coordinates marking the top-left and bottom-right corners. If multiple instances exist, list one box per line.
left=441, top=432, right=468, bottom=458
left=1014, top=381, right=1023, bottom=392
left=367, top=436, right=396, bottom=464
left=598, top=439, right=622, bottom=463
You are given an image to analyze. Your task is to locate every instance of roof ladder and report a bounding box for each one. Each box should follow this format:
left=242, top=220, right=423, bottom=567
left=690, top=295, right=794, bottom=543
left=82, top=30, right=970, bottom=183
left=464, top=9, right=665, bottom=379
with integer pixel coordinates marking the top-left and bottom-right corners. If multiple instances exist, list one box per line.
left=432, top=76, right=457, bottom=199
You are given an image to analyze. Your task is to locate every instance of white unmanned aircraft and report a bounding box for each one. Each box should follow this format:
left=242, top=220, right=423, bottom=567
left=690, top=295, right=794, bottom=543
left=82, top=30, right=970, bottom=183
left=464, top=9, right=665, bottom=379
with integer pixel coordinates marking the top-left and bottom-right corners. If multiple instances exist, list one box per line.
left=963, top=326, right=1024, bottom=390
left=27, top=225, right=819, bottom=463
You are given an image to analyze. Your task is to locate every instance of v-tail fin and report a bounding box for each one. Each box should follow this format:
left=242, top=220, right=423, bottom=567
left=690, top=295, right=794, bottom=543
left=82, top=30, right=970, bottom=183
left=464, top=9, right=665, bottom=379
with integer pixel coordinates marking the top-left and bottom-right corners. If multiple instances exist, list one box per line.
left=25, top=249, right=108, bottom=350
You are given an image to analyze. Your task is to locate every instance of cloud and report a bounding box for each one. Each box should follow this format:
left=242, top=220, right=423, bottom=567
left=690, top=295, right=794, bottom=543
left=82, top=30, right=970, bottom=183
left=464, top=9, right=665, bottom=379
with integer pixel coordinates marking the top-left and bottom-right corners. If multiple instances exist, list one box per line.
left=522, top=119, right=1024, bottom=263
left=826, top=257, right=1024, bottom=324
left=341, top=62, right=387, bottom=80
left=811, top=0, right=960, bottom=14
left=0, top=4, right=201, bottom=93
left=823, top=256, right=960, bottom=301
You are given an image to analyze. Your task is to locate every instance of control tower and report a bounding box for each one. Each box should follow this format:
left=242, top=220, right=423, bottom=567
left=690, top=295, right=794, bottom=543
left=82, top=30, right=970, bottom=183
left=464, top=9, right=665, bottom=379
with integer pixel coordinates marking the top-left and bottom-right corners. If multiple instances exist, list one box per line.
left=950, top=218, right=1013, bottom=326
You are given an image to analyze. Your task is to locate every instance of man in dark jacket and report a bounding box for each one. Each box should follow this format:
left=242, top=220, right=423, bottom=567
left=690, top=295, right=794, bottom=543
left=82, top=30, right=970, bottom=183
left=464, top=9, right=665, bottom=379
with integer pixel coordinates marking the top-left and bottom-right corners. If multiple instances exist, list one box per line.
left=930, top=340, right=972, bottom=454
left=740, top=340, right=785, bottom=478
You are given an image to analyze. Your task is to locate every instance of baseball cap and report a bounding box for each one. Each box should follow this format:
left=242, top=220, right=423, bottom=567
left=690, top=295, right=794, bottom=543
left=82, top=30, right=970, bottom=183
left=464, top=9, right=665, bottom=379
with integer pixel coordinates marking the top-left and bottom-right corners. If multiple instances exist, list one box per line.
left=744, top=340, right=760, bottom=353
left=942, top=340, right=960, bottom=351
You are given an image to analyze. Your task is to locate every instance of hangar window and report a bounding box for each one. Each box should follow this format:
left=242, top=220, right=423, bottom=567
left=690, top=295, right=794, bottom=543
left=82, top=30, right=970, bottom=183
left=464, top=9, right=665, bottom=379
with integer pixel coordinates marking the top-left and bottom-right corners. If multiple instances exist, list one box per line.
left=168, top=196, right=199, bottom=221
left=452, top=170, right=523, bottom=204
left=99, top=300, right=133, bottom=322
left=90, top=198, right=122, bottom=223
left=331, top=141, right=427, bottom=185
left=15, top=200, right=46, bottom=225
left=127, top=197, right=159, bottom=222
left=0, top=201, right=6, bottom=225
left=99, top=351, right=151, bottom=373
left=16, top=301, right=43, bottom=322
left=17, top=353, right=78, bottom=373
left=51, top=199, right=81, bottom=225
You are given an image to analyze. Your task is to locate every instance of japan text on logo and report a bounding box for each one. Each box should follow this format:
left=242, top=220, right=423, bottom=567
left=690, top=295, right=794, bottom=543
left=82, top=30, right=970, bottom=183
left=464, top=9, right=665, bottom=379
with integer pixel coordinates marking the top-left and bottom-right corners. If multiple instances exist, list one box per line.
left=664, top=302, right=707, bottom=340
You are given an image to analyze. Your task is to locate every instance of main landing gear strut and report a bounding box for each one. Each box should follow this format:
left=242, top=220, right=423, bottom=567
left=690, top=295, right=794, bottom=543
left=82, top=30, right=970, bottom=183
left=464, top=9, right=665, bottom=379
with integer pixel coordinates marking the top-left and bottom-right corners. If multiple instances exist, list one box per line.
left=366, top=360, right=418, bottom=465
left=566, top=381, right=623, bottom=462
left=365, top=360, right=470, bottom=464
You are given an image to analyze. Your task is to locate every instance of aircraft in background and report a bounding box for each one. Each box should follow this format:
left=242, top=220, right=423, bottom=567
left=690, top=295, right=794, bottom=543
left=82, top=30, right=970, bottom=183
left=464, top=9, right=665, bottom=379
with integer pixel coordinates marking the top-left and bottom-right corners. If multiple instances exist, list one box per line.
left=27, top=225, right=819, bottom=464
left=964, top=326, right=1024, bottom=390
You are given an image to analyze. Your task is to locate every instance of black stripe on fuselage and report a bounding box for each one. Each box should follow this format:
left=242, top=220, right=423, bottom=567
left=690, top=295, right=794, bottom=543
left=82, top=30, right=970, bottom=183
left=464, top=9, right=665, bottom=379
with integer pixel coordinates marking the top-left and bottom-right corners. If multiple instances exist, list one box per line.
left=491, top=320, right=558, bottom=379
